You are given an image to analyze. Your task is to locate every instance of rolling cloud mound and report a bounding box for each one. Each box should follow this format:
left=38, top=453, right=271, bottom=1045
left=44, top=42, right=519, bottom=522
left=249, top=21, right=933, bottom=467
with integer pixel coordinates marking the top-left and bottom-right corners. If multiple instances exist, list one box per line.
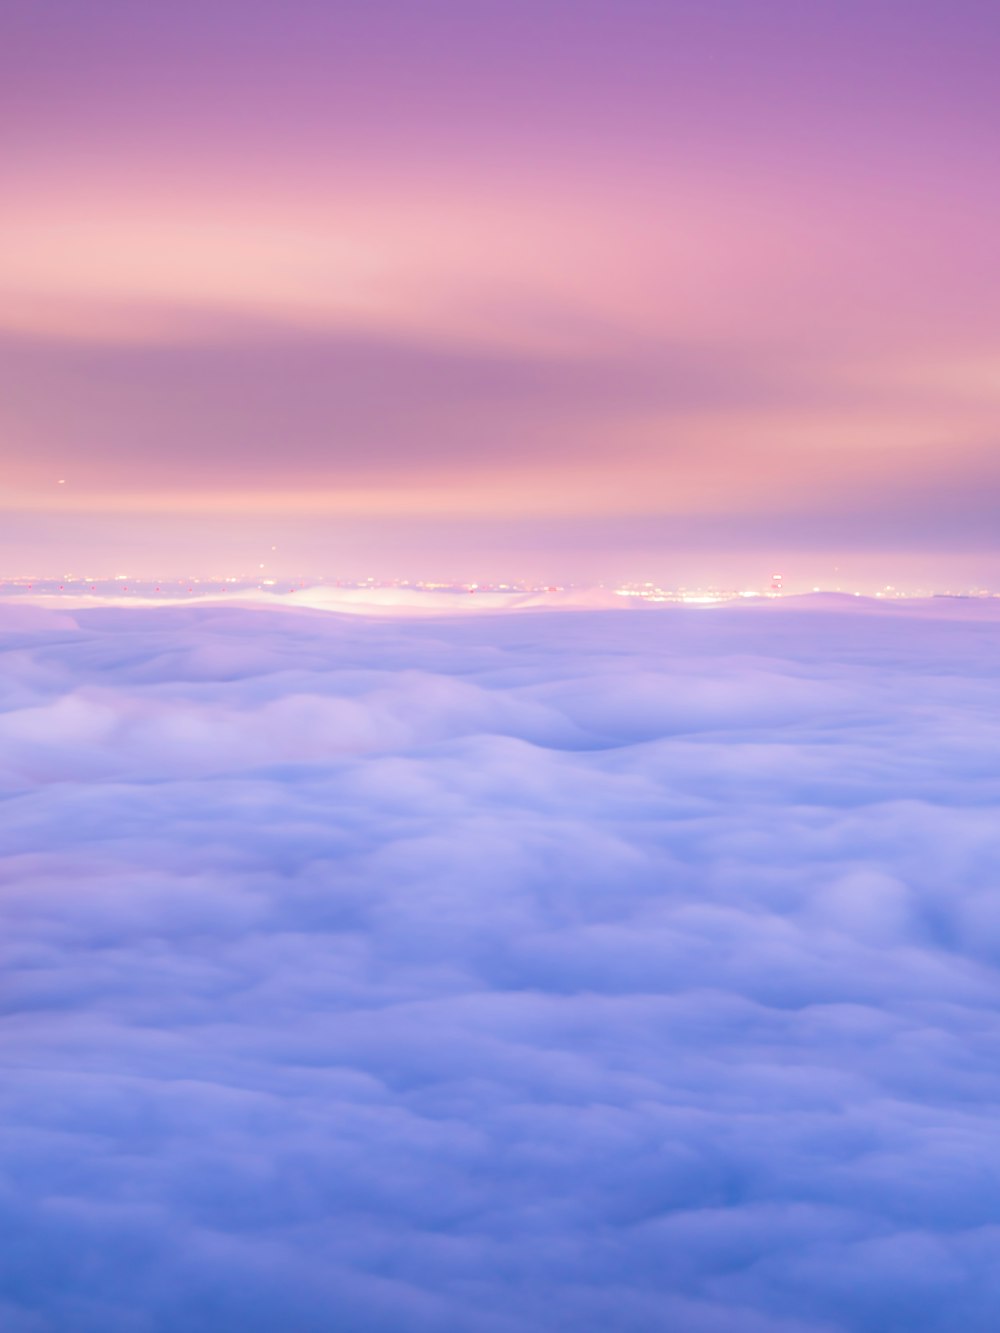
left=3, top=599, right=1000, bottom=1331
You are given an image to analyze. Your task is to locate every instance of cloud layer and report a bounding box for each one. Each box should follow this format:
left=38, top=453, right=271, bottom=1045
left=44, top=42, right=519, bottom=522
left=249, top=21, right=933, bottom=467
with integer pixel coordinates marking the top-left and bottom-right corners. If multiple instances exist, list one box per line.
left=3, top=597, right=1000, bottom=1331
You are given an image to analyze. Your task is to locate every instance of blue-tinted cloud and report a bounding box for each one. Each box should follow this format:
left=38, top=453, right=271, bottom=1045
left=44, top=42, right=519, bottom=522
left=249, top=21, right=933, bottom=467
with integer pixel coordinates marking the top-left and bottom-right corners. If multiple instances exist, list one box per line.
left=2, top=597, right=1000, bottom=1331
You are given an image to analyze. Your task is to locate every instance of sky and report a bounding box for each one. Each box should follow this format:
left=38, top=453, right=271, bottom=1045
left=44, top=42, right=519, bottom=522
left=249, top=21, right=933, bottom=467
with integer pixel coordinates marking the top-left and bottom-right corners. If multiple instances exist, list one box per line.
left=3, top=0, right=1000, bottom=587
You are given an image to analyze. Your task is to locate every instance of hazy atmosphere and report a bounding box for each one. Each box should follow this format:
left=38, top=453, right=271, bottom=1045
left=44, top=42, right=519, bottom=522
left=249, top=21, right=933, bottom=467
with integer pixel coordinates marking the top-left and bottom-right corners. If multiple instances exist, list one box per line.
left=4, top=4, right=1000, bottom=1331
left=4, top=0, right=1000, bottom=588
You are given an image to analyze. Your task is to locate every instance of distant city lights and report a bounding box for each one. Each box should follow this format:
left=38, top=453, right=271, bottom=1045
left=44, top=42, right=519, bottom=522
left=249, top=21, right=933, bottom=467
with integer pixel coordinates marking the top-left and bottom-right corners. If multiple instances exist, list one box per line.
left=0, top=575, right=997, bottom=604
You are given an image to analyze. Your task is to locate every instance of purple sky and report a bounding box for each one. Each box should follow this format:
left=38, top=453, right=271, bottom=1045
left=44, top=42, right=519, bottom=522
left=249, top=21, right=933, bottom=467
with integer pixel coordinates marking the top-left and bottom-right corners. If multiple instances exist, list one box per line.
left=3, top=0, right=999, bottom=586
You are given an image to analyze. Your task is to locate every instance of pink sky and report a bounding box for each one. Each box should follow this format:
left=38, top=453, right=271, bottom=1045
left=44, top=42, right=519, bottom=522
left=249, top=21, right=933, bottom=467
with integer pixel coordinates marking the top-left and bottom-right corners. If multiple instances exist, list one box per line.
left=3, top=0, right=999, bottom=586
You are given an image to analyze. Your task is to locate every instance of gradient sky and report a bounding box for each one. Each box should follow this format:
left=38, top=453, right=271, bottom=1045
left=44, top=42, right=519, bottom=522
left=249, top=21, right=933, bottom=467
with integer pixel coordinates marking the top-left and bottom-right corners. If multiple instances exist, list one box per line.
left=3, top=0, right=1000, bottom=586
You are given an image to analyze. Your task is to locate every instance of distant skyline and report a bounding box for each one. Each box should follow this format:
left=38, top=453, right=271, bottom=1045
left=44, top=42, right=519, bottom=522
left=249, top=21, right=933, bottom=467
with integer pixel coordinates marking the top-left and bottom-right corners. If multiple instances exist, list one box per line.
left=4, top=0, right=999, bottom=583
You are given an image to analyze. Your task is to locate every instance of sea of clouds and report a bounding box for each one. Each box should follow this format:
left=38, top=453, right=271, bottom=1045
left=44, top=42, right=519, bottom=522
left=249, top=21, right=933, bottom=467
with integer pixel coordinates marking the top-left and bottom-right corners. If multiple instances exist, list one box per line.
left=2, top=595, right=1000, bottom=1332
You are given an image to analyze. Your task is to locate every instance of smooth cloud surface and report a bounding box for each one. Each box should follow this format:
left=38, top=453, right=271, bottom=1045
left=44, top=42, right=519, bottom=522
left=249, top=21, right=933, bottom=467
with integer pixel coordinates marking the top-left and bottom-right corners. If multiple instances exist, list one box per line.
left=3, top=597, right=1000, bottom=1331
